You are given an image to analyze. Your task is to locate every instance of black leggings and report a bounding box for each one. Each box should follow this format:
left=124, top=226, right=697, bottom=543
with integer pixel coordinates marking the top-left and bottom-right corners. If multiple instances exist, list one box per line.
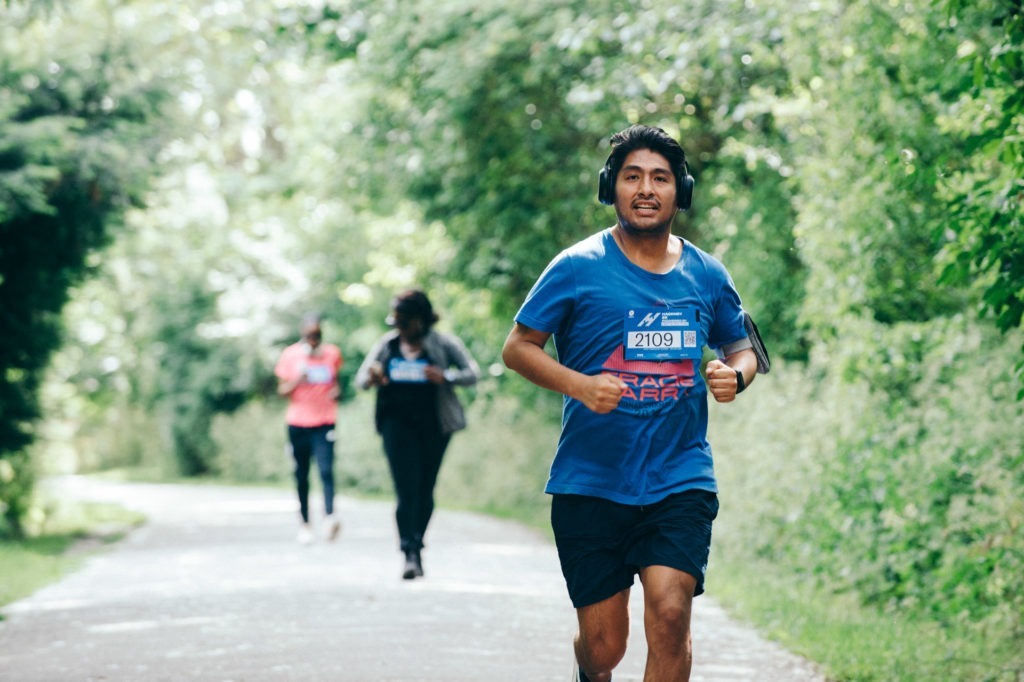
left=379, top=416, right=450, bottom=553
left=288, top=424, right=335, bottom=523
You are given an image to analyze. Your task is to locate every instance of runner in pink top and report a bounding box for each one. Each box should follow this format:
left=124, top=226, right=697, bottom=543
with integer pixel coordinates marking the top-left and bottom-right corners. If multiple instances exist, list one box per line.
left=275, top=313, right=344, bottom=544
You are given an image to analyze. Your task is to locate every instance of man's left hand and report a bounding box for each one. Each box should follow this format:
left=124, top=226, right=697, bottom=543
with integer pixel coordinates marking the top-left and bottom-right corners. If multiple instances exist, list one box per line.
left=705, top=359, right=740, bottom=403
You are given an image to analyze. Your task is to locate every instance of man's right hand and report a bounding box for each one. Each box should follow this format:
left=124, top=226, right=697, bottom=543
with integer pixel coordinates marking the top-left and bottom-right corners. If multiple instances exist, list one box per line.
left=576, top=373, right=627, bottom=414
left=503, top=323, right=626, bottom=413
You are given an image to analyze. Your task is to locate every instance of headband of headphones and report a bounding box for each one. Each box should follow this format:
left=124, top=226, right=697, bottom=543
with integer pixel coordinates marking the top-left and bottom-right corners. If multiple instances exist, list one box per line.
left=597, top=150, right=694, bottom=211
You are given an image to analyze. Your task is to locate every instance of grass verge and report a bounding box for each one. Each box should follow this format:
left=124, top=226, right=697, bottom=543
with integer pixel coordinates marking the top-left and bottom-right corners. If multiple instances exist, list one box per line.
left=0, top=498, right=145, bottom=611
left=710, top=556, right=1023, bottom=682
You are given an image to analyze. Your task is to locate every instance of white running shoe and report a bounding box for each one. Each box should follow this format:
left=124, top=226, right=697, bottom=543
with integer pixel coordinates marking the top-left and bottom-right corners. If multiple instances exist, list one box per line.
left=297, top=523, right=314, bottom=545
left=323, top=514, right=341, bottom=541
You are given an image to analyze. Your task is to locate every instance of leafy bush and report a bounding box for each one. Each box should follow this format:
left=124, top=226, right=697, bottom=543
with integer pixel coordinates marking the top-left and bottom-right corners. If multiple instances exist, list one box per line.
left=209, top=379, right=559, bottom=530
left=210, top=397, right=390, bottom=493
left=436, top=386, right=560, bottom=529
left=712, top=322, right=1024, bottom=679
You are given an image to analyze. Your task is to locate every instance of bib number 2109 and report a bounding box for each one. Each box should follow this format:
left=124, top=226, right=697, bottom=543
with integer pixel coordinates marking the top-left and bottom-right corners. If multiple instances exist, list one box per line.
left=629, top=331, right=680, bottom=349
left=623, top=308, right=702, bottom=361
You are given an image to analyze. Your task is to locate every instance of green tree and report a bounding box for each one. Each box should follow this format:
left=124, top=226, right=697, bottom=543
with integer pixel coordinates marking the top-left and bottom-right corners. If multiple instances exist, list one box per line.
left=715, top=0, right=1024, bottom=659
left=345, top=0, right=1023, bottom=661
left=937, top=0, right=1024, bottom=388
left=37, top=0, right=444, bottom=477
left=0, top=4, right=167, bottom=535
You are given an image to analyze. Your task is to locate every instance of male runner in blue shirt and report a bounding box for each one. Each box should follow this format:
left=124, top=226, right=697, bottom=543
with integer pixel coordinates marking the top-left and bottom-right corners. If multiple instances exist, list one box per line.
left=503, top=125, right=758, bottom=682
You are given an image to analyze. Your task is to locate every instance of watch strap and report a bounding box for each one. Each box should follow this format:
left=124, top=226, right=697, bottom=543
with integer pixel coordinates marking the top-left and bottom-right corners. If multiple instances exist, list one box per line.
left=735, top=369, right=747, bottom=394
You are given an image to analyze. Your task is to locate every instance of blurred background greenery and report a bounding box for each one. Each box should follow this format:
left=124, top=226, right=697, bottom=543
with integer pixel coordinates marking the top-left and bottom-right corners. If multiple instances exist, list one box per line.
left=1, top=0, right=1021, bottom=679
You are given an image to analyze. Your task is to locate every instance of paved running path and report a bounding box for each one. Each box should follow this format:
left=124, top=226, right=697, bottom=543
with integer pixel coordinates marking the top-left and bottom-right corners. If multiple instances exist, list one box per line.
left=0, top=477, right=825, bottom=681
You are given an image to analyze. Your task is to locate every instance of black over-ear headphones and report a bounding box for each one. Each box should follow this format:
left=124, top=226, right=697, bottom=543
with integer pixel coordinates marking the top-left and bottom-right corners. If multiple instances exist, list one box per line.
left=597, top=155, right=695, bottom=211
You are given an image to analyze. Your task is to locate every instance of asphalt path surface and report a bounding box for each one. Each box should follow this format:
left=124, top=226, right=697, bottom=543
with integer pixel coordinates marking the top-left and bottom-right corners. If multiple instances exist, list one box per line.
left=0, top=477, right=825, bottom=681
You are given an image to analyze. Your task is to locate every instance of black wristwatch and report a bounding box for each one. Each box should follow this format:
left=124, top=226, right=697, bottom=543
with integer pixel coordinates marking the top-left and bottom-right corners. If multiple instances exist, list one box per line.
left=734, top=369, right=747, bottom=394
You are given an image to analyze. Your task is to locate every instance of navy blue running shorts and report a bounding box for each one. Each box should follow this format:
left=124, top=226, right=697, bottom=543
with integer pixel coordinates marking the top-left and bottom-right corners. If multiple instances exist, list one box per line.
left=550, top=489, right=719, bottom=609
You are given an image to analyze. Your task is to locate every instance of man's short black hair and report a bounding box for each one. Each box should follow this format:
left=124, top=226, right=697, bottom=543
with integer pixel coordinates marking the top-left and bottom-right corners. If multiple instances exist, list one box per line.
left=606, top=125, right=687, bottom=186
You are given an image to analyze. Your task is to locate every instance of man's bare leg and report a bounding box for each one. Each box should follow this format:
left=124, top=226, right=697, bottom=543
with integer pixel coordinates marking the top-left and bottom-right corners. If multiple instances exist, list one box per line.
left=639, top=565, right=697, bottom=682
left=574, top=588, right=631, bottom=682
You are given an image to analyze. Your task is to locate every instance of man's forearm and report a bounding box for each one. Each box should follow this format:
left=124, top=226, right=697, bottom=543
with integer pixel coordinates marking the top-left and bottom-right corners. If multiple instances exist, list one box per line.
left=503, top=340, right=580, bottom=397
left=725, top=349, right=758, bottom=390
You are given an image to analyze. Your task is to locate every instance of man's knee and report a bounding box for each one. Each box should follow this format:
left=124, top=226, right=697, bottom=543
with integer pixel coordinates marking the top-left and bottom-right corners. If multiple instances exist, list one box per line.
left=577, top=592, right=631, bottom=674
left=647, top=595, right=691, bottom=635
left=578, top=628, right=628, bottom=675
left=641, top=567, right=695, bottom=640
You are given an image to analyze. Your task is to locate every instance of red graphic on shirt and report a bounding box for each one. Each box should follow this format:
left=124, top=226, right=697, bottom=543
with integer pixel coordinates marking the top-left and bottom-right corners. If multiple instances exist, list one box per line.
left=601, top=345, right=696, bottom=403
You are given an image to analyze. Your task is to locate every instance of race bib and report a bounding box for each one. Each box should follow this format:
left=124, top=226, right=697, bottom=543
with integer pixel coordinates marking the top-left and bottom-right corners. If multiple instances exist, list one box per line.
left=305, top=364, right=334, bottom=384
left=388, top=358, right=430, bottom=383
left=623, top=308, right=702, bottom=361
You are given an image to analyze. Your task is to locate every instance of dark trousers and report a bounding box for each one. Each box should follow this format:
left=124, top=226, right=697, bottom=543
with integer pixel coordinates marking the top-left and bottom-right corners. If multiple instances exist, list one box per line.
left=288, top=424, right=335, bottom=523
left=379, top=416, right=451, bottom=554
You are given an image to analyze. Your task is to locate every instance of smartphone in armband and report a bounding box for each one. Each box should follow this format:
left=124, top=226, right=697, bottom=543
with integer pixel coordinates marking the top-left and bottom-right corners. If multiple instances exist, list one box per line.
left=744, top=312, right=771, bottom=374
left=715, top=311, right=771, bottom=374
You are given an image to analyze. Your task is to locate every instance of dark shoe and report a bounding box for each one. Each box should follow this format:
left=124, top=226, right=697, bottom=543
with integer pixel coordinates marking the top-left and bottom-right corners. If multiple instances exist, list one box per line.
left=409, top=550, right=424, bottom=578
left=402, top=549, right=423, bottom=580
left=413, top=552, right=424, bottom=577
left=402, top=555, right=417, bottom=580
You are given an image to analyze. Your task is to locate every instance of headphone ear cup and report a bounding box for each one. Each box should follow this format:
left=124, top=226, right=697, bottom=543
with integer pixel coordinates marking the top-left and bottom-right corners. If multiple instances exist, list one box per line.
left=678, top=172, right=694, bottom=211
left=597, top=166, right=614, bottom=205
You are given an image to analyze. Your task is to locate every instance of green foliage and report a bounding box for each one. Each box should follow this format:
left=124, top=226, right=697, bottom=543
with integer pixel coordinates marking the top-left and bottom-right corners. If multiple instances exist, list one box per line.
left=436, top=385, right=560, bottom=528
left=22, top=0, right=394, bottom=479
left=349, top=0, right=808, bottom=349
left=8, top=1, right=1023, bottom=678
left=713, top=330, right=1024, bottom=679
left=350, top=1, right=602, bottom=317
left=0, top=494, right=145, bottom=607
left=149, top=279, right=254, bottom=476
left=713, top=557, right=1023, bottom=682
left=0, top=2, right=168, bottom=535
left=211, top=400, right=299, bottom=485
left=0, top=534, right=85, bottom=608
left=936, top=0, right=1024, bottom=388
left=807, top=324, right=1024, bottom=638
left=782, top=0, right=972, bottom=338
left=209, top=378, right=560, bottom=532
left=0, top=450, right=33, bottom=540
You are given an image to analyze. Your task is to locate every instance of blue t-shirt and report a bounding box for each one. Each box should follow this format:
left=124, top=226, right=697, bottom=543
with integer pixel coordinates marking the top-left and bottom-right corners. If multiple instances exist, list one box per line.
left=514, top=228, right=748, bottom=505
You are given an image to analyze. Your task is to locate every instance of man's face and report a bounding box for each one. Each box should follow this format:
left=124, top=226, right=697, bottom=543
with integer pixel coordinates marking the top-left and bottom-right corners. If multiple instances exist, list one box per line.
left=301, top=323, right=322, bottom=348
left=614, top=148, right=678, bottom=235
